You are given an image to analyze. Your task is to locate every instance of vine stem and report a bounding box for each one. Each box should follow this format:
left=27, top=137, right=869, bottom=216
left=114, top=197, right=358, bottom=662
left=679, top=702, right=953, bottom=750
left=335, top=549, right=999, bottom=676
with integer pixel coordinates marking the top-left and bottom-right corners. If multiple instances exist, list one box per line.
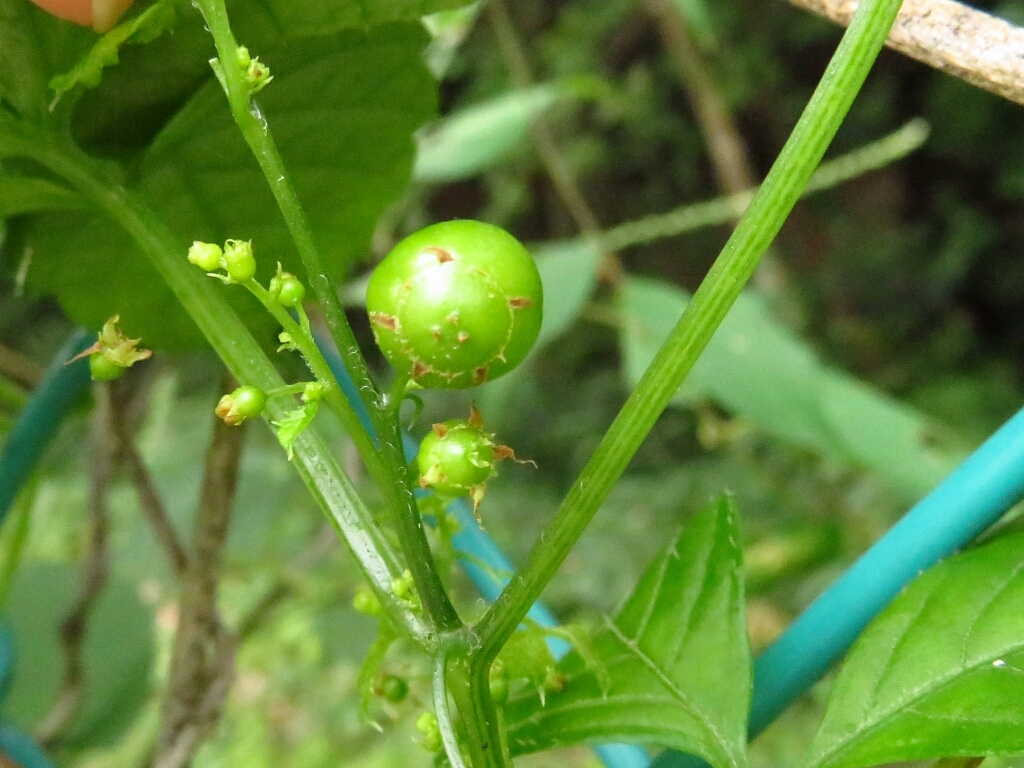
left=466, top=0, right=906, bottom=731
left=192, top=0, right=382, bottom=428
left=0, top=118, right=430, bottom=644
left=193, top=0, right=461, bottom=635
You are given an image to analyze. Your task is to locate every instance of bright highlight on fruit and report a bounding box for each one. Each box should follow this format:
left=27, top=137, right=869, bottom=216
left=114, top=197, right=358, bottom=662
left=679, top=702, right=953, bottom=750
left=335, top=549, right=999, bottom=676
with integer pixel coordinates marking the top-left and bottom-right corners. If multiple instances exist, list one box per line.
left=366, top=220, right=543, bottom=389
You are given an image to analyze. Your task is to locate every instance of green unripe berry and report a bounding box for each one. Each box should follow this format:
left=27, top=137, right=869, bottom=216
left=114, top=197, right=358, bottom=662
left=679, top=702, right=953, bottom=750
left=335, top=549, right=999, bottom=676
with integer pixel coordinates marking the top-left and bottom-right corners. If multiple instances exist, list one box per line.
left=215, top=385, right=266, bottom=426
left=415, top=712, right=443, bottom=753
left=223, top=239, right=256, bottom=283
left=378, top=675, right=409, bottom=703
left=187, top=241, right=223, bottom=272
left=270, top=271, right=306, bottom=308
left=352, top=586, right=382, bottom=616
left=417, top=420, right=496, bottom=497
left=89, top=352, right=125, bottom=381
left=366, top=220, right=543, bottom=389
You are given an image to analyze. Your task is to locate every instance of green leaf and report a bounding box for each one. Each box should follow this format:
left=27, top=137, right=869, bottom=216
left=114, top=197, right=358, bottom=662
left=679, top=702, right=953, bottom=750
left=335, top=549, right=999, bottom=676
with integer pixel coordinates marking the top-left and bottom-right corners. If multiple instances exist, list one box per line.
left=804, top=528, right=1024, bottom=768
left=0, top=0, right=95, bottom=119
left=255, top=0, right=476, bottom=38
left=22, top=23, right=436, bottom=349
left=2, top=563, right=154, bottom=750
left=47, top=0, right=181, bottom=106
left=274, top=400, right=320, bottom=460
left=504, top=496, right=749, bottom=768
left=533, top=238, right=603, bottom=349
left=618, top=276, right=962, bottom=499
left=414, top=83, right=568, bottom=183
left=0, top=174, right=86, bottom=217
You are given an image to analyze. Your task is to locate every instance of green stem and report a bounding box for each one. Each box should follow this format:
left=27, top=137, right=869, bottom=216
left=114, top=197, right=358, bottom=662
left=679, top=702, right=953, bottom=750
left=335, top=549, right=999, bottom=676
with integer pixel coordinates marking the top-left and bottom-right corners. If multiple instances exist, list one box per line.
left=470, top=0, right=904, bottom=678
left=193, top=0, right=461, bottom=635
left=246, top=279, right=462, bottom=633
left=192, top=0, right=382, bottom=428
left=2, top=122, right=429, bottom=644
left=432, top=643, right=469, bottom=768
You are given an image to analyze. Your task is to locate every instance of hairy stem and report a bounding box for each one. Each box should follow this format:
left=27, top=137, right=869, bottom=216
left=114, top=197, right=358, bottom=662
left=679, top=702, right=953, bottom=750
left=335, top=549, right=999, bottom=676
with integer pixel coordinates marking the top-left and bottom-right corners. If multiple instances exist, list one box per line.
left=247, top=281, right=462, bottom=633
left=195, top=0, right=460, bottom=635
left=0, top=122, right=429, bottom=644
left=191, top=0, right=381, bottom=427
left=470, top=0, right=904, bottom=686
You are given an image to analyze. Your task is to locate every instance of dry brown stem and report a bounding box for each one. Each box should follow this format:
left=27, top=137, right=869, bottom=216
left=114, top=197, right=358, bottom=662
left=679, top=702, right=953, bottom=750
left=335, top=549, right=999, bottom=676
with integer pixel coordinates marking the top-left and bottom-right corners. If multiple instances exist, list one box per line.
left=36, top=382, right=116, bottom=745
left=787, top=0, right=1024, bottom=106
left=155, top=382, right=246, bottom=768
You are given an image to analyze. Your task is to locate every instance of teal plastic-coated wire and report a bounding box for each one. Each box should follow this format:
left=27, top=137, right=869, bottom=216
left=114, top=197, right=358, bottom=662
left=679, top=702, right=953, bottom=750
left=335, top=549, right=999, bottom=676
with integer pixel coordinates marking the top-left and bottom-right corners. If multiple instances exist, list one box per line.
left=0, top=724, right=56, bottom=768
left=0, top=621, right=13, bottom=706
left=652, top=403, right=1024, bottom=768
left=315, top=335, right=652, bottom=768
left=0, top=329, right=92, bottom=530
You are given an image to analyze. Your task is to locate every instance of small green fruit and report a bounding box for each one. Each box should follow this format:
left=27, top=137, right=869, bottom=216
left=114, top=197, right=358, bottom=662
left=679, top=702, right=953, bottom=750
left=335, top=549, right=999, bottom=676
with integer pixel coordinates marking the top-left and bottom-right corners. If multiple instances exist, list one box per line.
left=352, top=586, right=382, bottom=616
left=378, top=675, right=409, bottom=703
left=270, top=271, right=306, bottom=308
left=215, top=385, right=266, bottom=425
left=89, top=352, right=124, bottom=381
left=223, top=239, right=256, bottom=283
left=366, top=220, right=543, bottom=389
left=187, top=241, right=223, bottom=272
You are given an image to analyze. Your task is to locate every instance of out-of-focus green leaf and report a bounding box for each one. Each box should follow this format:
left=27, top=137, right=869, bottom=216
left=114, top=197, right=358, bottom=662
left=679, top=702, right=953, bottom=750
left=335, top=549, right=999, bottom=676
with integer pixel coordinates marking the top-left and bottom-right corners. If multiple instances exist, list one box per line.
left=533, top=239, right=603, bottom=348
left=0, top=175, right=86, bottom=217
left=805, top=528, right=1024, bottom=768
left=505, top=496, right=749, bottom=768
left=23, top=24, right=435, bottom=349
left=47, top=0, right=181, bottom=106
left=618, top=276, right=961, bottom=499
left=3, top=564, right=154, bottom=750
left=668, top=0, right=718, bottom=51
left=256, top=0, right=475, bottom=37
left=414, top=81, right=603, bottom=183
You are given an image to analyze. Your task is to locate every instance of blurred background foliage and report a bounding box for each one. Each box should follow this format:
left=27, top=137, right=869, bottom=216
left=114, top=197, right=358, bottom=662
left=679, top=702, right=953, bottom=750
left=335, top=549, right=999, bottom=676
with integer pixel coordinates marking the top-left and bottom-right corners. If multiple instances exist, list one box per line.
left=4, top=0, right=1024, bottom=766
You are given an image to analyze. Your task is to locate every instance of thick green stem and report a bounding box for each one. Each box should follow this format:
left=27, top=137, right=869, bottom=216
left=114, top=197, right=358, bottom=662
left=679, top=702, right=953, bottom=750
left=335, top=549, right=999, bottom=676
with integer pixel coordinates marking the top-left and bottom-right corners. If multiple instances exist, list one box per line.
left=192, top=0, right=382, bottom=428
left=248, top=280, right=462, bottom=632
left=194, top=0, right=461, bottom=634
left=470, top=0, right=905, bottom=690
left=0, top=121, right=430, bottom=644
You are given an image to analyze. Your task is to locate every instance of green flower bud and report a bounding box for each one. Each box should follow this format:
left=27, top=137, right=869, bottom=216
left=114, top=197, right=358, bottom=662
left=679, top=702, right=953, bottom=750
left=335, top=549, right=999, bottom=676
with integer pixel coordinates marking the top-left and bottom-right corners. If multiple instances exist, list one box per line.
left=187, top=241, right=223, bottom=272
left=223, top=239, right=256, bottom=283
left=215, top=385, right=266, bottom=425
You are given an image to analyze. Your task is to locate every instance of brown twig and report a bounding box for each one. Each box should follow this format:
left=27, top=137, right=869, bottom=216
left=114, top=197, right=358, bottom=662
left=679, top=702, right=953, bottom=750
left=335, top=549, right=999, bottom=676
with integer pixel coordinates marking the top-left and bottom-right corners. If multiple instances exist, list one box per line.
left=155, top=382, right=246, bottom=768
left=787, top=0, right=1024, bottom=107
left=645, top=0, right=794, bottom=297
left=115, top=428, right=189, bottom=578
left=645, top=0, right=757, bottom=195
left=0, top=344, right=44, bottom=388
left=36, top=382, right=117, bottom=745
left=487, top=0, right=619, bottom=277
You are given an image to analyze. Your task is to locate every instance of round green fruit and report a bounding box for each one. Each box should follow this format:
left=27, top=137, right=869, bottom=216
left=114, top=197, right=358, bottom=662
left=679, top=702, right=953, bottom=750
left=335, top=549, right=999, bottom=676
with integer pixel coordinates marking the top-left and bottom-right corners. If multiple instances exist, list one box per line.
left=89, top=352, right=124, bottom=381
left=417, top=420, right=496, bottom=497
left=378, top=675, right=409, bottom=703
left=366, top=220, right=543, bottom=389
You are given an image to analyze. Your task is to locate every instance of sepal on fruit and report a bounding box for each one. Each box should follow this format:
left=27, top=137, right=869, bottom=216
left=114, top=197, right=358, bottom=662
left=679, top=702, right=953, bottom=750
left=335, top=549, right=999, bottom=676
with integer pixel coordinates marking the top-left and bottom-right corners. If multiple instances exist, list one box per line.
left=69, top=315, right=152, bottom=381
left=416, top=406, right=529, bottom=523
left=215, top=385, right=266, bottom=425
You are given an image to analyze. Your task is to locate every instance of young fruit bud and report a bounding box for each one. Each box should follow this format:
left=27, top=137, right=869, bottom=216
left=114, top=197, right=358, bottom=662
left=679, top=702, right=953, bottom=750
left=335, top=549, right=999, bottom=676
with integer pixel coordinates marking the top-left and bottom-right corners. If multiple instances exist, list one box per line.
left=269, top=270, right=306, bottom=308
left=223, top=239, right=256, bottom=283
left=88, top=351, right=125, bottom=381
left=366, top=220, right=543, bottom=389
left=187, top=241, right=223, bottom=272
left=415, top=712, right=443, bottom=753
left=378, top=675, right=409, bottom=704
left=416, top=407, right=521, bottom=520
left=352, top=586, right=382, bottom=616
left=215, top=385, right=266, bottom=426
left=70, top=315, right=152, bottom=381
